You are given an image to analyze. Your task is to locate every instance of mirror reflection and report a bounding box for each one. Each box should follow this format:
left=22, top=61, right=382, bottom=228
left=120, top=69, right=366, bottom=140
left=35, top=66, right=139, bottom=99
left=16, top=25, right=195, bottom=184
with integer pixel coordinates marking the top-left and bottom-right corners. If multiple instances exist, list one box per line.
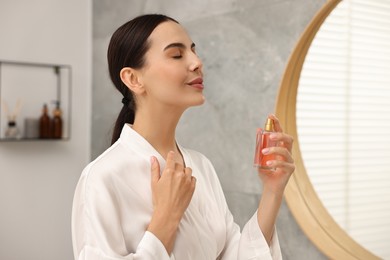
left=296, top=0, right=390, bottom=258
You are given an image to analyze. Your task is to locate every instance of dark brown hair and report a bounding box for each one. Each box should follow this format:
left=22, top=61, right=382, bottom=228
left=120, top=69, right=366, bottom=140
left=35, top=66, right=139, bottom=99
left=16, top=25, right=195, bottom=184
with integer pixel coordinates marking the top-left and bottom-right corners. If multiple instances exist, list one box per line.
left=107, top=14, right=178, bottom=144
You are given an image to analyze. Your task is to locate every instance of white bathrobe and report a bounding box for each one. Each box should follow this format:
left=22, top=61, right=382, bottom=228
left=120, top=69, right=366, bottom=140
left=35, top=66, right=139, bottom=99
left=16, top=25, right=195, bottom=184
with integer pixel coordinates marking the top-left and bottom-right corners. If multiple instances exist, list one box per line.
left=72, top=124, right=282, bottom=260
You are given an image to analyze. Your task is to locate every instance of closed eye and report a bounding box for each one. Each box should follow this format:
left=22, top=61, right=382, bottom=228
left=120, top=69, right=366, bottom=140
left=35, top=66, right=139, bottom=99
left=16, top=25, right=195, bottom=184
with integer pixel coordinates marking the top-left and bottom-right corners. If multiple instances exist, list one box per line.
left=171, top=49, right=183, bottom=59
left=164, top=42, right=196, bottom=59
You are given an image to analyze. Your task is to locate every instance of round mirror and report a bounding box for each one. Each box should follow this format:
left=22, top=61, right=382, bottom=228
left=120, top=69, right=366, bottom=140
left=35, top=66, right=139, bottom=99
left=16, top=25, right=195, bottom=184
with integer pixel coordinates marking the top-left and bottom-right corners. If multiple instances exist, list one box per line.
left=275, top=0, right=388, bottom=259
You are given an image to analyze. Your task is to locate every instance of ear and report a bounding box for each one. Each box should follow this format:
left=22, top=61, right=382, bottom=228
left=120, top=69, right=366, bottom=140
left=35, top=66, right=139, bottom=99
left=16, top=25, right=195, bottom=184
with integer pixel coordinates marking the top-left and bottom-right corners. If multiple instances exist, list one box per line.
left=120, top=67, right=145, bottom=95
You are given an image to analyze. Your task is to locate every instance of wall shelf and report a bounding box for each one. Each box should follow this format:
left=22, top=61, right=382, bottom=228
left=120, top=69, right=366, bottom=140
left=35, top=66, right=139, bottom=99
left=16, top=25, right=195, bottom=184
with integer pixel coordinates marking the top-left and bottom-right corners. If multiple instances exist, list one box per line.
left=0, top=60, right=71, bottom=141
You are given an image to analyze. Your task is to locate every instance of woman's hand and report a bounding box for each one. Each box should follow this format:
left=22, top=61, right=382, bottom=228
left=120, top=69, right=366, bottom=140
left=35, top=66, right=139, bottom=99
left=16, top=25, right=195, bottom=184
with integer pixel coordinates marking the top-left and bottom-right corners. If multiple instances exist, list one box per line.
left=257, top=114, right=295, bottom=194
left=256, top=114, right=295, bottom=245
left=147, top=151, right=196, bottom=254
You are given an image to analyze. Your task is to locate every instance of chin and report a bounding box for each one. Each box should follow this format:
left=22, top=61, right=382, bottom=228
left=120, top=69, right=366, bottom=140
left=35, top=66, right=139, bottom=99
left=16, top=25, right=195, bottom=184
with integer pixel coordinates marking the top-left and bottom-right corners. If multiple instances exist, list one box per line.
left=193, top=95, right=206, bottom=106
left=182, top=94, right=205, bottom=108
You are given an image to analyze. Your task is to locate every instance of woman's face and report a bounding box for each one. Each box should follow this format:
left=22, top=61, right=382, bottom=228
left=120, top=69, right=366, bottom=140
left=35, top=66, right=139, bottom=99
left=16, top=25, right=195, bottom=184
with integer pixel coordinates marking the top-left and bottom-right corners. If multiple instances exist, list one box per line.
left=138, top=21, right=205, bottom=109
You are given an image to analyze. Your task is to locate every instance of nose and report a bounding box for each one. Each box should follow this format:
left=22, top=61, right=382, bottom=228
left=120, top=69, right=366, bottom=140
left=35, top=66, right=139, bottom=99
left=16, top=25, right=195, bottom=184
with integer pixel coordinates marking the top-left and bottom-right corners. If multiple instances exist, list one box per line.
left=189, top=52, right=203, bottom=72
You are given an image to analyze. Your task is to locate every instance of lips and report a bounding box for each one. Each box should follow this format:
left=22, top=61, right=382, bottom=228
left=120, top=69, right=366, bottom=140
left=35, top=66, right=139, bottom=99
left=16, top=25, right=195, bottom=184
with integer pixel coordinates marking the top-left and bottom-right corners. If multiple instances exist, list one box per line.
left=188, top=77, right=204, bottom=90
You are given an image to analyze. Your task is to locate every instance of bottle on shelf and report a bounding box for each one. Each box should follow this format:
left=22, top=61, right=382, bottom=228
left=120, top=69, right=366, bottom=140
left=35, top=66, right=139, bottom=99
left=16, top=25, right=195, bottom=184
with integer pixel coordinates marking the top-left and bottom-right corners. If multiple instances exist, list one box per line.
left=51, top=101, right=62, bottom=139
left=39, top=104, right=51, bottom=139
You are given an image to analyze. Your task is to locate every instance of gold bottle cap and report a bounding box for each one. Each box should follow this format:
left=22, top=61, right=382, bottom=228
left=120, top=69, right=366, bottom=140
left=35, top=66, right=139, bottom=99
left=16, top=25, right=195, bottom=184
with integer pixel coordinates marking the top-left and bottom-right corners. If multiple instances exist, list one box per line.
left=264, top=118, right=274, bottom=131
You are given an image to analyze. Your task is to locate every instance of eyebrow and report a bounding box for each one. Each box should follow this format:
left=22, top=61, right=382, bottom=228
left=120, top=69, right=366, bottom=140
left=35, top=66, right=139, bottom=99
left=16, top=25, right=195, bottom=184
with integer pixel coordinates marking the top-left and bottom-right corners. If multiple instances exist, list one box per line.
left=163, top=42, right=196, bottom=51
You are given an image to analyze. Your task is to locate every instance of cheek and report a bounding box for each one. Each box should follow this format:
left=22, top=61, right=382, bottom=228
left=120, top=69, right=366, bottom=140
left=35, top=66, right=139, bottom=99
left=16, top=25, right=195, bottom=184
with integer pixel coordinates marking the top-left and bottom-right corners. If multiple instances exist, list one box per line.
left=158, top=65, right=186, bottom=84
left=145, top=66, right=186, bottom=101
left=148, top=65, right=187, bottom=93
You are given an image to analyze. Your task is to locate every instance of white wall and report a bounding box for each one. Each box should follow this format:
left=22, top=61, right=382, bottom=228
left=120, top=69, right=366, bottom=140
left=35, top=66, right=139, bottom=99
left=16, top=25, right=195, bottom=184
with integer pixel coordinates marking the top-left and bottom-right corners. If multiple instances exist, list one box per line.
left=0, top=0, right=91, bottom=259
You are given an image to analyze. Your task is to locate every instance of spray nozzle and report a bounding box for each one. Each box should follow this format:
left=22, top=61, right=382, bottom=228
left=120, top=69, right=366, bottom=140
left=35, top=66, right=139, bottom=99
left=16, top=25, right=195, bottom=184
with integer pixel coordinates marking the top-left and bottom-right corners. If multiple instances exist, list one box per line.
left=264, top=118, right=274, bottom=132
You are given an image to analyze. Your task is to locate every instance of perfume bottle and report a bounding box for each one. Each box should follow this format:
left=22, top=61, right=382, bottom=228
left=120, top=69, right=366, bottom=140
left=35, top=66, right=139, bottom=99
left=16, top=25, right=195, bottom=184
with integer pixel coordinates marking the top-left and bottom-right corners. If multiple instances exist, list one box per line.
left=254, top=118, right=277, bottom=169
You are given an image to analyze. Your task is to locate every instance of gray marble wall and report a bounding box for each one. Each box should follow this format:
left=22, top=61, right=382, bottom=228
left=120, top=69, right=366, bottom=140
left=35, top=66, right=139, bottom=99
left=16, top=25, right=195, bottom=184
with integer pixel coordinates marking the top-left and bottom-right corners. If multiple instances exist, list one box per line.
left=92, top=0, right=327, bottom=259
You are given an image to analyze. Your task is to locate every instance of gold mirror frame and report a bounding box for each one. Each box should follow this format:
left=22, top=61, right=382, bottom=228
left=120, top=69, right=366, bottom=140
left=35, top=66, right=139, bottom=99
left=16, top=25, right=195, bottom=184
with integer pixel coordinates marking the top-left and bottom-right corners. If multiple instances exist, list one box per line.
left=275, top=0, right=380, bottom=259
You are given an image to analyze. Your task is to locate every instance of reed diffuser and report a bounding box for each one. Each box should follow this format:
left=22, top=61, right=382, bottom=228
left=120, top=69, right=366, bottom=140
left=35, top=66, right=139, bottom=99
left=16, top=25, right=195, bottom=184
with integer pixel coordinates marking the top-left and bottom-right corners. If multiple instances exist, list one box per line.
left=1, top=98, right=23, bottom=139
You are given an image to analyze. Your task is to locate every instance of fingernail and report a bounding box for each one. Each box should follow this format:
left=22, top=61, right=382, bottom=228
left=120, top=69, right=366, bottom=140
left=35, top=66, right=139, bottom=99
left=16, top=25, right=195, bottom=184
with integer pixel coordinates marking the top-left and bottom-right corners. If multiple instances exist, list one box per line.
left=266, top=160, right=273, bottom=166
left=262, top=148, right=270, bottom=154
left=270, top=134, right=277, bottom=140
left=150, top=156, right=155, bottom=164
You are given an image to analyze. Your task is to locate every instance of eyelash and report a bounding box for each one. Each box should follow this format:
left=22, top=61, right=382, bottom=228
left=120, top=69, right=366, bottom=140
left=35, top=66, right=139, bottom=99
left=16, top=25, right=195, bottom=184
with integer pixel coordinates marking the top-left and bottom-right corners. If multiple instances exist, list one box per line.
left=171, top=49, right=196, bottom=59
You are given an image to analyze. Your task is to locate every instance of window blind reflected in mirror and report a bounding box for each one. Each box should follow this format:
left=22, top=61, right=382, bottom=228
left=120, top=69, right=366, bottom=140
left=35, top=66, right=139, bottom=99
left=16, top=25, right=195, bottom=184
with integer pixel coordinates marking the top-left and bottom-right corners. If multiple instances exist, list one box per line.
left=296, top=0, right=390, bottom=258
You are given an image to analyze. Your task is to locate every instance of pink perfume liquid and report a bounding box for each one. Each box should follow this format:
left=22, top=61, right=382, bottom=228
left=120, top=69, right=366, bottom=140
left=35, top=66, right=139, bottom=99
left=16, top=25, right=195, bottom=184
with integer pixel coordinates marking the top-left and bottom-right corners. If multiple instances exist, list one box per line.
left=254, top=118, right=277, bottom=169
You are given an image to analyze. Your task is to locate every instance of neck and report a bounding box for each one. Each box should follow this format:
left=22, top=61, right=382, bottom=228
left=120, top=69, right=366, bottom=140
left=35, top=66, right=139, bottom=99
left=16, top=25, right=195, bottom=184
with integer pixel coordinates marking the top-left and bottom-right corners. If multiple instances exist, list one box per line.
left=132, top=104, right=185, bottom=160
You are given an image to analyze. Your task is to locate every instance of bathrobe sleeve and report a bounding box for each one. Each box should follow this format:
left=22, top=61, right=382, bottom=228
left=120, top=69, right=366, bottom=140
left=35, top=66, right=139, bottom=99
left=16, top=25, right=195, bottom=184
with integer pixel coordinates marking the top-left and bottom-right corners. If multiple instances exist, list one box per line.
left=219, top=197, right=282, bottom=260
left=72, top=164, right=174, bottom=260
left=201, top=156, right=282, bottom=260
left=218, top=208, right=282, bottom=259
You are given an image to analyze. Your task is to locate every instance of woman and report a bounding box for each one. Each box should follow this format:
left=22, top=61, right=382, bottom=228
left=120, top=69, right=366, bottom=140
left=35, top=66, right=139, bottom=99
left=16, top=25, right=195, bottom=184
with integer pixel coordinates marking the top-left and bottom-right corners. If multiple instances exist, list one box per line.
left=72, top=14, right=295, bottom=260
